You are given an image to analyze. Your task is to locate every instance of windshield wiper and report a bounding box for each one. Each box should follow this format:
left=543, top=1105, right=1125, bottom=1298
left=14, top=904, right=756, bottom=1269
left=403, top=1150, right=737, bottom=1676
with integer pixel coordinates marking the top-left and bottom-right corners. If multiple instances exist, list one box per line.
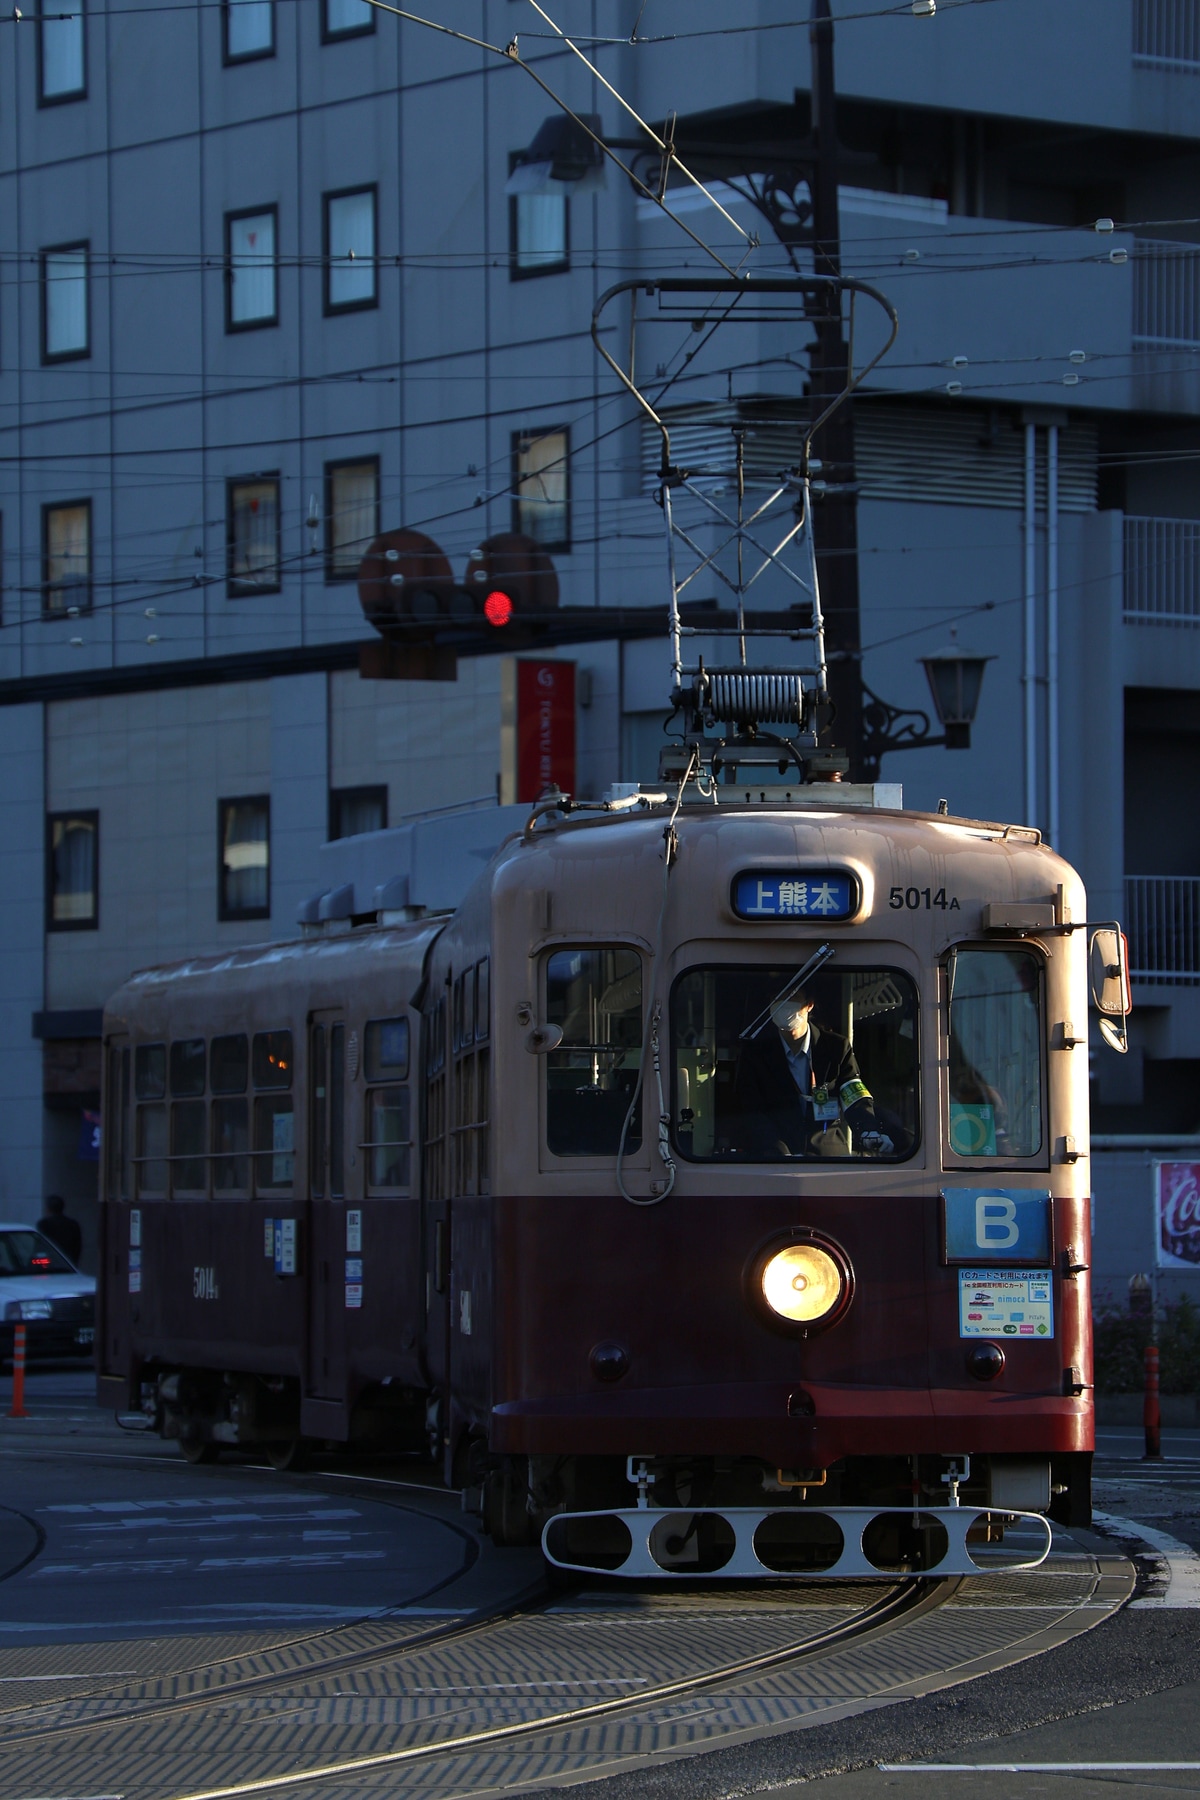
left=739, top=943, right=836, bottom=1041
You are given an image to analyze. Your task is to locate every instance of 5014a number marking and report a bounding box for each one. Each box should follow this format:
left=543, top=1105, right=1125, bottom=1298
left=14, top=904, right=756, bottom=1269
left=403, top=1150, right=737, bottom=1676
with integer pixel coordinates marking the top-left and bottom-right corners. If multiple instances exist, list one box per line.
left=889, top=886, right=960, bottom=911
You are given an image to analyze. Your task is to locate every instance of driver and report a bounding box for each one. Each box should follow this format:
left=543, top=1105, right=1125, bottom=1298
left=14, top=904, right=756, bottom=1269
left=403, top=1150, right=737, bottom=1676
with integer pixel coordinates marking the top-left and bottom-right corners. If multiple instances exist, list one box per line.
left=735, top=985, right=893, bottom=1158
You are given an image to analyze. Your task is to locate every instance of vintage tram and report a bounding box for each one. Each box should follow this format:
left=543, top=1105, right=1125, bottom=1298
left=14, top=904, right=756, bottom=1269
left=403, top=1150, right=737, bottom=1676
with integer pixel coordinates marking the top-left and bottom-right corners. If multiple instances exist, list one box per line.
left=96, top=777, right=1123, bottom=1579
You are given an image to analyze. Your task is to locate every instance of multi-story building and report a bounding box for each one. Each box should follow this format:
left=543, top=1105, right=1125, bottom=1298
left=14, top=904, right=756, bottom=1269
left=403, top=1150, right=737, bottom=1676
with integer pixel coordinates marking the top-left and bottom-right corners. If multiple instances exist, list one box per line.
left=2, top=0, right=1198, bottom=1297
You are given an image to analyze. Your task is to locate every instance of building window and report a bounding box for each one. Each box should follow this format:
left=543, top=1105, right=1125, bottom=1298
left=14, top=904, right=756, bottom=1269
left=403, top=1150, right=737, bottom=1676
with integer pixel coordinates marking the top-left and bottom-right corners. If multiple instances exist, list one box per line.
left=41, top=244, right=89, bottom=362
left=329, top=785, right=387, bottom=840
left=325, top=457, right=378, bottom=579
left=324, top=188, right=377, bottom=312
left=227, top=476, right=281, bottom=595
left=513, top=426, right=570, bottom=549
left=39, top=0, right=85, bottom=102
left=509, top=167, right=568, bottom=278
left=47, top=811, right=98, bottom=931
left=225, top=207, right=277, bottom=330
left=219, top=797, right=270, bottom=920
left=43, top=501, right=91, bottom=615
left=224, top=0, right=273, bottom=60
left=322, top=0, right=373, bottom=39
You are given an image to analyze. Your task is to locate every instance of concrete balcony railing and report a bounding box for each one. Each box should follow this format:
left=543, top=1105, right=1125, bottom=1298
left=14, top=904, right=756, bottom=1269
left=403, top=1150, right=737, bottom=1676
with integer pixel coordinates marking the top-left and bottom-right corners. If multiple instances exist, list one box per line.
left=1124, top=516, right=1200, bottom=623
left=1134, top=240, right=1200, bottom=349
left=1125, top=876, right=1200, bottom=984
left=1134, top=0, right=1200, bottom=68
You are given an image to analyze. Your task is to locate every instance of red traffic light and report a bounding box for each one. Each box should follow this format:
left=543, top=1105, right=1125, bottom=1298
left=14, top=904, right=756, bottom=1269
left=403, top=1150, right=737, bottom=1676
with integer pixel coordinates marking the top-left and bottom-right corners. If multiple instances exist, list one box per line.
left=484, top=591, right=514, bottom=627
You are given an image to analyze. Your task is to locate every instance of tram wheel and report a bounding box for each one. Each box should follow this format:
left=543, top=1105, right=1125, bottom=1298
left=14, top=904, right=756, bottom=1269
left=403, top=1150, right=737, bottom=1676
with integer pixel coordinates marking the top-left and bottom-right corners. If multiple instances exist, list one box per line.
left=266, top=1438, right=309, bottom=1472
left=179, top=1437, right=219, bottom=1465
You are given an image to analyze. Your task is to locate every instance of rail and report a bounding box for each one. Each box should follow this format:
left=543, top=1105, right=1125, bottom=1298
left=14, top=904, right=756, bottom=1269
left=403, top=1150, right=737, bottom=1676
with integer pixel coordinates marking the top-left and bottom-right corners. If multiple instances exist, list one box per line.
left=1125, top=875, right=1200, bottom=983
left=1124, top=516, right=1200, bottom=623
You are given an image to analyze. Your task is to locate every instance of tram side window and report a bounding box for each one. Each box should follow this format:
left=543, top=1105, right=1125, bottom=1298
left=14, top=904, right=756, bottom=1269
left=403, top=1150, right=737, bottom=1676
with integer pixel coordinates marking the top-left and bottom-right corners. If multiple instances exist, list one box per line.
left=947, top=948, right=1043, bottom=1158
left=211, top=1037, right=250, bottom=1195
left=134, top=1042, right=167, bottom=1195
left=253, top=1029, right=294, bottom=1190
left=671, top=964, right=919, bottom=1163
left=169, top=1037, right=206, bottom=1195
left=545, top=948, right=642, bottom=1157
left=365, top=1015, right=410, bottom=1192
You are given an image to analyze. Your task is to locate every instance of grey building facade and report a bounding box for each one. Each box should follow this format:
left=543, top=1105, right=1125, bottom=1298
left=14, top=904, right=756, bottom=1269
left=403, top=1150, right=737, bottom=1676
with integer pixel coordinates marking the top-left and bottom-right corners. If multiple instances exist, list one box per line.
left=2, top=0, right=1199, bottom=1295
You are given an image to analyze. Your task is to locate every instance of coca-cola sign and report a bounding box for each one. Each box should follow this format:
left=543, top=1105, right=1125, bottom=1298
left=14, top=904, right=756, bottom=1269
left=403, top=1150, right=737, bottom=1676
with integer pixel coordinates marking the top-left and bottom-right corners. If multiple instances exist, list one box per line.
left=1157, top=1162, right=1200, bottom=1268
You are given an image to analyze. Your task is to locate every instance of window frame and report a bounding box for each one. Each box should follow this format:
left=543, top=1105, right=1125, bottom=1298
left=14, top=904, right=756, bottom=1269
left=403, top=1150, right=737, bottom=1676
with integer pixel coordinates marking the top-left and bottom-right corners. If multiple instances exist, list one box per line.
left=46, top=808, right=99, bottom=932
left=508, top=158, right=570, bottom=280
left=942, top=941, right=1049, bottom=1171
left=323, top=454, right=380, bottom=582
left=667, top=958, right=923, bottom=1167
left=226, top=473, right=281, bottom=597
left=322, top=185, right=378, bottom=314
left=512, top=425, right=571, bottom=551
left=218, top=794, right=271, bottom=922
left=329, top=783, right=388, bottom=840
left=37, top=0, right=86, bottom=105
left=42, top=498, right=92, bottom=617
left=320, top=0, right=375, bottom=42
left=224, top=204, right=279, bottom=333
left=222, top=0, right=275, bottom=63
left=40, top=241, right=90, bottom=363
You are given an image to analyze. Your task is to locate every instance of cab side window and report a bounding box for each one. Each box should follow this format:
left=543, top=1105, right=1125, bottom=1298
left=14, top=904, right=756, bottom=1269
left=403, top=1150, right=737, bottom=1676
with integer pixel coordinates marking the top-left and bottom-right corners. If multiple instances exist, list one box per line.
left=946, top=947, right=1043, bottom=1160
left=544, top=948, right=642, bottom=1157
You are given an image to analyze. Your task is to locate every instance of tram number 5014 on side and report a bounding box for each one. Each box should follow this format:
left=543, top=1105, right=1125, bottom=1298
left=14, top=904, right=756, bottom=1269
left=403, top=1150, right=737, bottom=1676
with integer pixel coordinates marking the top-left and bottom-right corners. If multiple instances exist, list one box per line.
left=193, top=1266, right=220, bottom=1300
left=889, top=886, right=961, bottom=911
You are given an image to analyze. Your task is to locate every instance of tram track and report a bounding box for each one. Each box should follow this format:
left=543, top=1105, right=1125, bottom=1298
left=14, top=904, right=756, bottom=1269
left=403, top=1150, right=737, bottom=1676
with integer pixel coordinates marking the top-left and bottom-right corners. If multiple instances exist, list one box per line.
left=0, top=1563, right=936, bottom=1798
left=0, top=1548, right=1133, bottom=1800
left=0, top=1425, right=1138, bottom=1800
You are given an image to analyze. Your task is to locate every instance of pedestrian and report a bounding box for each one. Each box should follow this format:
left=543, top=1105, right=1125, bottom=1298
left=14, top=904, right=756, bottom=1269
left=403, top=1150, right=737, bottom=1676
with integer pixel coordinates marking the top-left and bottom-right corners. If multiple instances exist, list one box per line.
left=37, top=1194, right=82, bottom=1266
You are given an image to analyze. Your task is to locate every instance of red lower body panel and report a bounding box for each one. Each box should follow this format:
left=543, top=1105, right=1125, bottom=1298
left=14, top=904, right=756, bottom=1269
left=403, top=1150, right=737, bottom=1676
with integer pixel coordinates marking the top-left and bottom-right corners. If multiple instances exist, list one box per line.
left=490, top=1381, right=1092, bottom=1464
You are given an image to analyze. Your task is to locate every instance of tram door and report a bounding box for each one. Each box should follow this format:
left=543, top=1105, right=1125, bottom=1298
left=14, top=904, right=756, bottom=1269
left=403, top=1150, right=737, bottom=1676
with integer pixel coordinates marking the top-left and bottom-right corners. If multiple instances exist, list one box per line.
left=307, top=1013, right=347, bottom=1404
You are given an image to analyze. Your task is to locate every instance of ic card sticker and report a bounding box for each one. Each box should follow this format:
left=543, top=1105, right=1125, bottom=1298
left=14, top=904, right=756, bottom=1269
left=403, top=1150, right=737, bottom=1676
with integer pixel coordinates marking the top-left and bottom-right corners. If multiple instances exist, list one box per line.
left=959, top=1267, right=1053, bottom=1339
left=346, top=1209, right=362, bottom=1253
left=345, top=1283, right=363, bottom=1310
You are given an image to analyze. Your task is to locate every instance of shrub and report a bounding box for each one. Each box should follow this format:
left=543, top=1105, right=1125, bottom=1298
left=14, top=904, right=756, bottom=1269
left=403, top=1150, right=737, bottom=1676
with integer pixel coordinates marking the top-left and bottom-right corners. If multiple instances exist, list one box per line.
left=1092, top=1295, right=1200, bottom=1394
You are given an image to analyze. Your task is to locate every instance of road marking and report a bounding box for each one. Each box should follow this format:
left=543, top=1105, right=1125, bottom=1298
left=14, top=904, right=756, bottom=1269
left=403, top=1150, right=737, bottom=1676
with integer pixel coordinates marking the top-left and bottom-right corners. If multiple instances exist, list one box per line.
left=878, top=1764, right=1200, bottom=1773
left=0, top=1672, right=136, bottom=1681
left=1092, top=1508, right=1200, bottom=1608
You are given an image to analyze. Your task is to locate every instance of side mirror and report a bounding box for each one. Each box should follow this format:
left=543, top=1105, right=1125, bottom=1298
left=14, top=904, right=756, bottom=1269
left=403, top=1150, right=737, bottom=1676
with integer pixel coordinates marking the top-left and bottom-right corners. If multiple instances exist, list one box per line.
left=1089, top=925, right=1131, bottom=1055
left=525, top=1024, right=564, bottom=1055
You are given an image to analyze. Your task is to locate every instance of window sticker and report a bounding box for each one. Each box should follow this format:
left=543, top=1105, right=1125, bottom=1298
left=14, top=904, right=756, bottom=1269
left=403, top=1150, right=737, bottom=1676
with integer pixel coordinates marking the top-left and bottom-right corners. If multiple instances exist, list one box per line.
left=959, top=1267, right=1053, bottom=1338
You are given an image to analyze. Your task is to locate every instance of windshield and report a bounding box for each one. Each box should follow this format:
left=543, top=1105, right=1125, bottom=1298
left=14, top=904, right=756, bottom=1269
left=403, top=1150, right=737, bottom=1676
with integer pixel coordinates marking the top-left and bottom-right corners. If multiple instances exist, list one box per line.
left=947, top=947, right=1043, bottom=1157
left=0, top=1230, right=75, bottom=1276
left=672, top=963, right=919, bottom=1162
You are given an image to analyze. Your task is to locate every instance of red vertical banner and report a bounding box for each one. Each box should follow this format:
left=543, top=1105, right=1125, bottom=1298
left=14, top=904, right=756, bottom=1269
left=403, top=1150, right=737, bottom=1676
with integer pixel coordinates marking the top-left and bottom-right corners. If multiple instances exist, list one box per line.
left=516, top=661, right=576, bottom=802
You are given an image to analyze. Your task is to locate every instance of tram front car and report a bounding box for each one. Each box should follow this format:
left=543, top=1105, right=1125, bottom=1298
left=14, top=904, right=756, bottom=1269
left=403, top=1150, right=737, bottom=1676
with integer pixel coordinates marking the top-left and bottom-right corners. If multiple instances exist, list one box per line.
left=471, top=793, right=1095, bottom=1578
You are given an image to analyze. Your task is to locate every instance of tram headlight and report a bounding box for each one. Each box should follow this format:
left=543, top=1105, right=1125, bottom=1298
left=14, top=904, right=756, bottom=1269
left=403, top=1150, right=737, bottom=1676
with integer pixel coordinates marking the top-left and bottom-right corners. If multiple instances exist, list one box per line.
left=760, top=1243, right=845, bottom=1326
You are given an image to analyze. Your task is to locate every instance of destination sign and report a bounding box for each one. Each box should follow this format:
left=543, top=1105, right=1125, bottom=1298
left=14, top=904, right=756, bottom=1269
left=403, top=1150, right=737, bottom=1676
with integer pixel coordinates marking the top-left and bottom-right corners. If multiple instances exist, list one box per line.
left=732, top=870, right=856, bottom=921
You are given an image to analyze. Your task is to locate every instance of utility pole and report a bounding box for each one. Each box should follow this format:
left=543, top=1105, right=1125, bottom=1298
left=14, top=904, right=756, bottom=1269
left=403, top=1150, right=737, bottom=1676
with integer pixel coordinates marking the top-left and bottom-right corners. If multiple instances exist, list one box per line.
left=805, top=0, right=865, bottom=779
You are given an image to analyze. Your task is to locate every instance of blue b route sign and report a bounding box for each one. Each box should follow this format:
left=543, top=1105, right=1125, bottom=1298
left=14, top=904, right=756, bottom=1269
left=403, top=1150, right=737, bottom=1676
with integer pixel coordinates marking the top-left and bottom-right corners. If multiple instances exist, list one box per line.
left=732, top=870, right=856, bottom=921
left=942, top=1188, right=1053, bottom=1265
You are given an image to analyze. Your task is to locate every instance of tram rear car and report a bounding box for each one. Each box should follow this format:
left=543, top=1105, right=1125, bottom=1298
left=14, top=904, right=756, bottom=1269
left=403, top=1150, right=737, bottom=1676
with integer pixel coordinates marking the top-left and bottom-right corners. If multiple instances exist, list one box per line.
left=98, top=792, right=1095, bottom=1573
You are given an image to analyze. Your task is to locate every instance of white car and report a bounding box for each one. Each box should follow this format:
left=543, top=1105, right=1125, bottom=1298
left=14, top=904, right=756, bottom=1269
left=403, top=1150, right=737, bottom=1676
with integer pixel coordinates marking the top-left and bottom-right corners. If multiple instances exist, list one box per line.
left=0, top=1224, right=95, bottom=1361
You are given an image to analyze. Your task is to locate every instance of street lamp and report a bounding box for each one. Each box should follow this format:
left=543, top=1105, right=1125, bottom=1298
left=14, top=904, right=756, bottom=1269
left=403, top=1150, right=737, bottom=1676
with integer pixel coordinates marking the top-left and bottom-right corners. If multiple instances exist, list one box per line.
left=919, top=644, right=994, bottom=751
